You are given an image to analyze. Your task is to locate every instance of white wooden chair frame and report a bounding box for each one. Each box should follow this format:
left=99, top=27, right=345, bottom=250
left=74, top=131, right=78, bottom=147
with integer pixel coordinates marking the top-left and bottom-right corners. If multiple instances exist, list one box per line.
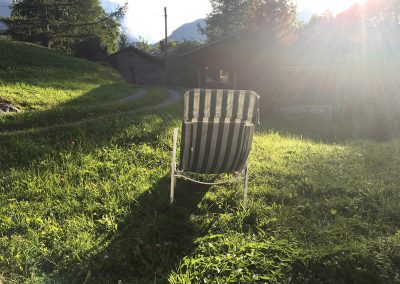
left=170, top=128, right=249, bottom=208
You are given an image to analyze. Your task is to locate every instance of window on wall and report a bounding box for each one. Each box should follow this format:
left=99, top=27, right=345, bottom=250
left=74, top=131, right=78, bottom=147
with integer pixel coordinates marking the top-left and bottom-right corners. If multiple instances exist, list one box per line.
left=219, top=69, right=229, bottom=85
left=204, top=66, right=213, bottom=85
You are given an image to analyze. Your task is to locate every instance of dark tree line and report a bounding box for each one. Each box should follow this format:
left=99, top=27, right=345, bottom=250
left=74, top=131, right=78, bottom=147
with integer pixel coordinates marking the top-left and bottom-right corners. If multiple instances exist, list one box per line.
left=0, top=0, right=126, bottom=59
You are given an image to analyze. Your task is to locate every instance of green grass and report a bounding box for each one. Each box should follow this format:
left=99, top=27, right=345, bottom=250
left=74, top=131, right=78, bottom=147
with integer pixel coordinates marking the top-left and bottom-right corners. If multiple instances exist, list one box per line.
left=0, top=40, right=168, bottom=131
left=1, top=40, right=400, bottom=283
left=0, top=40, right=121, bottom=110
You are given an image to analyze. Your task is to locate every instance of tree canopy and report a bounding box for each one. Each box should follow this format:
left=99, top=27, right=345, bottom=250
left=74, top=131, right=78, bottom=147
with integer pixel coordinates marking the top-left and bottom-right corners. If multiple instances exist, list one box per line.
left=202, top=0, right=296, bottom=42
left=247, top=0, right=296, bottom=42
left=0, top=0, right=126, bottom=55
left=299, top=0, right=400, bottom=58
left=200, top=0, right=250, bottom=41
left=118, top=33, right=129, bottom=51
left=137, top=37, right=155, bottom=53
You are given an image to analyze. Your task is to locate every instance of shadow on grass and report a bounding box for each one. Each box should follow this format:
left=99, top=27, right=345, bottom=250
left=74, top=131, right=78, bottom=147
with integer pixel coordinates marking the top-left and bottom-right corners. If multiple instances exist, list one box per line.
left=0, top=112, right=177, bottom=170
left=0, top=84, right=180, bottom=171
left=0, top=83, right=142, bottom=132
left=61, top=176, right=209, bottom=284
left=0, top=90, right=188, bottom=282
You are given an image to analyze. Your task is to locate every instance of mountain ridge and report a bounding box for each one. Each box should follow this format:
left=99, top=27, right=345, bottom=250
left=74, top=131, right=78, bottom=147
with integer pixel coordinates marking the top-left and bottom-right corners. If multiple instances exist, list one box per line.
left=166, top=18, right=206, bottom=43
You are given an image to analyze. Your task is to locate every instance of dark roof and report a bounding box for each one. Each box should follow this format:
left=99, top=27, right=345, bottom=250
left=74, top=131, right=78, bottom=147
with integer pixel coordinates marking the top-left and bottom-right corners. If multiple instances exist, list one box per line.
left=109, top=46, right=164, bottom=64
left=178, top=30, right=276, bottom=58
left=151, top=47, right=177, bottom=58
left=179, top=33, right=238, bottom=57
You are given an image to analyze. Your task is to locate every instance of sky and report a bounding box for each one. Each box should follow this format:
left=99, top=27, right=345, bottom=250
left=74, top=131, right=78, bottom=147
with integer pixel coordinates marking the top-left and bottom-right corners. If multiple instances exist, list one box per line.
left=1, top=0, right=366, bottom=43
left=0, top=0, right=11, bottom=17
left=104, top=0, right=366, bottom=43
left=101, top=0, right=212, bottom=43
left=297, top=0, right=366, bottom=14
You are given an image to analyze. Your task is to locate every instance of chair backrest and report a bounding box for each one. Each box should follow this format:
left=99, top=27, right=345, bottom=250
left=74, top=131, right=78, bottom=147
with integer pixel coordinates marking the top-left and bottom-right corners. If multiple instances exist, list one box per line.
left=183, top=89, right=259, bottom=124
left=179, top=89, right=259, bottom=174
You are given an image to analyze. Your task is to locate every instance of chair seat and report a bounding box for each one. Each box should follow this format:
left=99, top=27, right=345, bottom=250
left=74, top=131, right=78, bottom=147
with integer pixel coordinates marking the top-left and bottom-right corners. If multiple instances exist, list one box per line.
left=179, top=118, right=254, bottom=174
left=170, top=89, right=259, bottom=207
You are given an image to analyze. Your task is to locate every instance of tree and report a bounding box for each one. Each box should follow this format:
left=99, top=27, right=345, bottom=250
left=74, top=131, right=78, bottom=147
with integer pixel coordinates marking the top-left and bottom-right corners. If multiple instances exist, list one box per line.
left=74, top=36, right=107, bottom=61
left=247, top=0, right=296, bottom=42
left=158, top=39, right=177, bottom=53
left=301, top=0, right=400, bottom=56
left=201, top=0, right=250, bottom=41
left=302, top=11, right=335, bottom=41
left=337, top=0, right=400, bottom=29
left=118, top=33, right=129, bottom=51
left=137, top=37, right=154, bottom=53
left=202, top=0, right=296, bottom=42
left=0, top=0, right=126, bottom=54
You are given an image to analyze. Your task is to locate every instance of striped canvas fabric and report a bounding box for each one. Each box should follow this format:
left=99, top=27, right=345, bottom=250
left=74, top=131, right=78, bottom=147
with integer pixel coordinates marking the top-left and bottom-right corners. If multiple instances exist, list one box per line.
left=183, top=89, right=259, bottom=124
left=179, top=89, right=259, bottom=174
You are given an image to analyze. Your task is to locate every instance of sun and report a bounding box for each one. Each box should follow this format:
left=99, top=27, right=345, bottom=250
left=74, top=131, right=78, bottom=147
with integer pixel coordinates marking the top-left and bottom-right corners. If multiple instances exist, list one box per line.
left=298, top=0, right=367, bottom=15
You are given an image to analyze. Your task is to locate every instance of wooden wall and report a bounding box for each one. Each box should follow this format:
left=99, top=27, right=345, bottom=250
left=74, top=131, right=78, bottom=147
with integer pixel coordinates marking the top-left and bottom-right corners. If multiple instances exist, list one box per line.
left=109, top=50, right=165, bottom=85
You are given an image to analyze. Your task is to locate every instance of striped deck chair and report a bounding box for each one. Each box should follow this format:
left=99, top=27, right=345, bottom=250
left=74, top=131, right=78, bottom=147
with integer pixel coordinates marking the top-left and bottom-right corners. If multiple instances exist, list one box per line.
left=170, top=89, right=259, bottom=208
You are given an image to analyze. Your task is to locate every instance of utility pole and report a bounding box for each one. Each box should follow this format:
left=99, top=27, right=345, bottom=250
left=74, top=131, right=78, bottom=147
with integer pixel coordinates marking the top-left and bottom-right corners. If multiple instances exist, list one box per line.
left=164, top=6, right=168, bottom=85
left=164, top=7, right=168, bottom=57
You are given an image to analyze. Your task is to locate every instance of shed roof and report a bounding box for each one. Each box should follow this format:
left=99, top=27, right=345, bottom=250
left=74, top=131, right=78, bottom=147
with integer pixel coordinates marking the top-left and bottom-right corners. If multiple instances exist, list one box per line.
left=179, top=33, right=238, bottom=57
left=109, top=46, right=164, bottom=65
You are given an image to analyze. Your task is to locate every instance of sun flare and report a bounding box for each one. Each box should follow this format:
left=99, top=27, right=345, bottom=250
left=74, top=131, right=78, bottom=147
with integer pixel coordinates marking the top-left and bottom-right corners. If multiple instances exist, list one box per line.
left=298, top=0, right=367, bottom=14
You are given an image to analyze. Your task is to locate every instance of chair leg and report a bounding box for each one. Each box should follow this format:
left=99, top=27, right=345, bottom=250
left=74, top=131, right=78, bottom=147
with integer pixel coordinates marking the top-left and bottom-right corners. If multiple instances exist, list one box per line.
left=170, top=167, right=175, bottom=204
left=243, top=160, right=249, bottom=209
left=170, top=128, right=178, bottom=204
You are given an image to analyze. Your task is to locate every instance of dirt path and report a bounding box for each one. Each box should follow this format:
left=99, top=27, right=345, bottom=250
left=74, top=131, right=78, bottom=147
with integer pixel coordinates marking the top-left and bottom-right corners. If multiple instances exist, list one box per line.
left=155, top=89, right=181, bottom=107
left=113, top=88, right=147, bottom=104
left=2, top=89, right=181, bottom=136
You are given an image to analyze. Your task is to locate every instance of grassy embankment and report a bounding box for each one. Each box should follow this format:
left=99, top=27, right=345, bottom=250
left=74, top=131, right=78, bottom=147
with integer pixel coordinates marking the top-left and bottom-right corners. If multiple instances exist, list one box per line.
left=0, top=40, right=167, bottom=131
left=0, top=40, right=399, bottom=283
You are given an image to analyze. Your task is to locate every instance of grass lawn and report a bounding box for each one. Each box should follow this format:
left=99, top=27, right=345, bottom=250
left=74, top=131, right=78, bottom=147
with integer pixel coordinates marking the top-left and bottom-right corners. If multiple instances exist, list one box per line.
left=1, top=40, right=400, bottom=283
left=0, top=40, right=168, bottom=132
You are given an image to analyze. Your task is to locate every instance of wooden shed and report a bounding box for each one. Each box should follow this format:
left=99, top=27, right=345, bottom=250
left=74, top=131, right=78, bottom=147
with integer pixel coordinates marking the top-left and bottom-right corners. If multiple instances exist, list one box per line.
left=179, top=31, right=285, bottom=89
left=178, top=31, right=287, bottom=112
left=178, top=30, right=350, bottom=113
left=108, top=46, right=165, bottom=85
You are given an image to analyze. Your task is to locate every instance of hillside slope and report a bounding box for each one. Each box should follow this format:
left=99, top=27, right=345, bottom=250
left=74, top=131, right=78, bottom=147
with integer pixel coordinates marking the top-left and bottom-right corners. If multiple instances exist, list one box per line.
left=0, top=40, right=399, bottom=283
left=0, top=40, right=168, bottom=131
left=0, top=40, right=123, bottom=111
